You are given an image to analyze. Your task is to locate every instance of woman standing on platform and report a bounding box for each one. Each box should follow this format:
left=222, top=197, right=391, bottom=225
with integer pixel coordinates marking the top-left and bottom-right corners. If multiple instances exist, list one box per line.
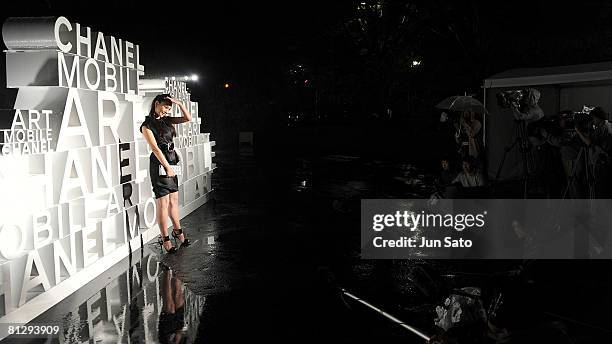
left=140, top=94, right=192, bottom=253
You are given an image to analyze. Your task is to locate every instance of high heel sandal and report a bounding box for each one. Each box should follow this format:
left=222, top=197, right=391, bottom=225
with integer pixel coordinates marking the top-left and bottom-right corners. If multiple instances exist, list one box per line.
left=157, top=235, right=178, bottom=254
left=171, top=228, right=191, bottom=247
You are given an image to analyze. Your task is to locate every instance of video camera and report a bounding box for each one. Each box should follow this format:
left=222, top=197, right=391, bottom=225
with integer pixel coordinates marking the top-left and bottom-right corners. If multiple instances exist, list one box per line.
left=496, top=89, right=527, bottom=111
left=562, top=106, right=596, bottom=129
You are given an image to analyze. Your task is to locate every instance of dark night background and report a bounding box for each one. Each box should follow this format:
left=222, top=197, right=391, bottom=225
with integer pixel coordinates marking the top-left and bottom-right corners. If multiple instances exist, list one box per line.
left=2, top=1, right=612, bottom=343
left=3, top=0, right=612, bottom=160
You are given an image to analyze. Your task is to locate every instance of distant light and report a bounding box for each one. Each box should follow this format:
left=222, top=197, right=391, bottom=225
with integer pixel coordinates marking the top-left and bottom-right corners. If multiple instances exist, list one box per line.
left=224, top=83, right=230, bottom=89
left=171, top=76, right=176, bottom=80
left=412, top=60, right=422, bottom=67
left=304, top=79, right=309, bottom=85
left=184, top=76, right=189, bottom=80
left=191, top=74, right=199, bottom=81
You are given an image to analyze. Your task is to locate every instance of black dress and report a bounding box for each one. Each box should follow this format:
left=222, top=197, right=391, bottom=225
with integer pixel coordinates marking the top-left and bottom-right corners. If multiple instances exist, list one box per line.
left=140, top=115, right=180, bottom=199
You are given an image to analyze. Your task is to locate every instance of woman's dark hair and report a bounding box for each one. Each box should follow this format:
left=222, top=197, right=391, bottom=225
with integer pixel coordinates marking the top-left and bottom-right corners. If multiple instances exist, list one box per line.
left=149, top=94, right=172, bottom=117
left=147, top=93, right=176, bottom=137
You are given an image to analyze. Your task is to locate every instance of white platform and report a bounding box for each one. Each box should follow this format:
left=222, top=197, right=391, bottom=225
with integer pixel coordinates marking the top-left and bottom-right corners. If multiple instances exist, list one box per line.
left=0, top=191, right=212, bottom=341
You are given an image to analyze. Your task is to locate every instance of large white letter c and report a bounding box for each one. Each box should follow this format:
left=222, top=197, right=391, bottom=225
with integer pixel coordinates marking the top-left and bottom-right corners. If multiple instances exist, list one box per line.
left=54, top=16, right=72, bottom=53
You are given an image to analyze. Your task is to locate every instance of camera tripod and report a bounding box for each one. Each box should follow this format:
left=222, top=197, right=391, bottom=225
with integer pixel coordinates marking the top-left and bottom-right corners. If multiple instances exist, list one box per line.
left=558, top=143, right=599, bottom=258
left=495, top=119, right=537, bottom=199
left=561, top=143, right=596, bottom=199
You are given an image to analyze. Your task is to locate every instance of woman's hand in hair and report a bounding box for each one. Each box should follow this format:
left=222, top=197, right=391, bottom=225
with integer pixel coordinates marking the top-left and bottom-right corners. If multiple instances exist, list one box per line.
left=165, top=96, right=192, bottom=123
left=165, top=96, right=182, bottom=105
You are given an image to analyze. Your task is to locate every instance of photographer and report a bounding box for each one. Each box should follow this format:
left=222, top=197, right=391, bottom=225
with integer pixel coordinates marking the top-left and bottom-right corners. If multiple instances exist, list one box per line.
left=439, top=157, right=456, bottom=185
left=452, top=156, right=485, bottom=187
left=539, top=111, right=573, bottom=147
left=533, top=112, right=575, bottom=197
left=573, top=106, right=612, bottom=197
left=453, top=110, right=482, bottom=159
left=496, top=88, right=544, bottom=184
left=511, top=88, right=544, bottom=123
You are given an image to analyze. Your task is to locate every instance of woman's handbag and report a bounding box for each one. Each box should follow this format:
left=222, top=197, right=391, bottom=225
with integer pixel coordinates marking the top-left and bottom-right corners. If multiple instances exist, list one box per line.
left=159, top=163, right=182, bottom=176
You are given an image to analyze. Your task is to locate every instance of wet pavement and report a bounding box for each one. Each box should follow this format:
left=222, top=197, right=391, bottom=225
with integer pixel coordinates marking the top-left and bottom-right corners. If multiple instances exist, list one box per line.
left=6, top=149, right=612, bottom=343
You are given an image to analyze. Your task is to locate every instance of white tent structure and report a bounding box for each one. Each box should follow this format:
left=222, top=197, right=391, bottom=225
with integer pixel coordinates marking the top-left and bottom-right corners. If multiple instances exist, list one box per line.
left=483, top=61, right=612, bottom=180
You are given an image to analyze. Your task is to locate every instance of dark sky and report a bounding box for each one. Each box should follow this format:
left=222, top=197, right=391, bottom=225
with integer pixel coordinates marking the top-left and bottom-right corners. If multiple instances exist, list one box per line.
left=3, top=0, right=612, bottom=97
left=3, top=1, right=612, bottom=71
left=1, top=1, right=352, bottom=86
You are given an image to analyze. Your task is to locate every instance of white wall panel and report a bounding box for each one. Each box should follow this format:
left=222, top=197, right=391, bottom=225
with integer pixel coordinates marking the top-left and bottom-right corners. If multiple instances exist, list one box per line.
left=0, top=16, right=214, bottom=330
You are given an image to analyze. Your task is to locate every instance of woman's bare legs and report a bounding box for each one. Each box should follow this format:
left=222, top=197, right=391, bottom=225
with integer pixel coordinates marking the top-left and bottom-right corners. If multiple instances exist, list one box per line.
left=174, top=277, right=185, bottom=310
left=172, top=276, right=185, bottom=342
left=156, top=195, right=173, bottom=250
left=162, top=269, right=175, bottom=314
left=168, top=191, right=185, bottom=243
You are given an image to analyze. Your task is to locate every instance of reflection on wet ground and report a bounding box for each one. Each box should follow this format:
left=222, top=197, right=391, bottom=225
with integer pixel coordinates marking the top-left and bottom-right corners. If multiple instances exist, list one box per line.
left=4, top=246, right=206, bottom=344
left=8, top=150, right=612, bottom=343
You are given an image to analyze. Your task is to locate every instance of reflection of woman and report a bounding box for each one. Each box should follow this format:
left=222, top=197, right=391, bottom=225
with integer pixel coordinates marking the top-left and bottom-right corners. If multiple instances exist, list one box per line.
left=140, top=94, right=192, bottom=253
left=158, top=266, right=186, bottom=343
